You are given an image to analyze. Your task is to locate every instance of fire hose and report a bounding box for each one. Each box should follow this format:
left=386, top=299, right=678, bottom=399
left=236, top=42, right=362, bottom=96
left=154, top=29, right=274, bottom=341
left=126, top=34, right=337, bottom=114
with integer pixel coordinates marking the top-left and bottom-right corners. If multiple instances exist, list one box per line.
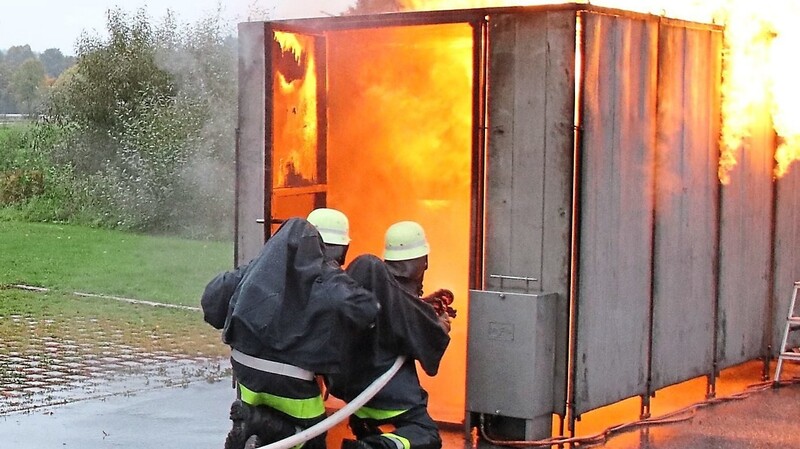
left=255, top=355, right=407, bottom=449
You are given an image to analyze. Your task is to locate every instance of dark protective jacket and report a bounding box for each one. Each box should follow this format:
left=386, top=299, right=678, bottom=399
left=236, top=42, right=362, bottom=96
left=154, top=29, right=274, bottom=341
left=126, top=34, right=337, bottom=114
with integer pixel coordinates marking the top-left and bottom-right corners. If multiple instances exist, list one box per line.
left=328, top=254, right=450, bottom=410
left=200, top=218, right=380, bottom=375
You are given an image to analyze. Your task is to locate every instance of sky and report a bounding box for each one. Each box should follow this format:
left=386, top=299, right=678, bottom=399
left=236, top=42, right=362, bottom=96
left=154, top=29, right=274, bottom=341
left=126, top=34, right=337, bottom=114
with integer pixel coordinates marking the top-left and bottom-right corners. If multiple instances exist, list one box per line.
left=0, top=0, right=356, bottom=56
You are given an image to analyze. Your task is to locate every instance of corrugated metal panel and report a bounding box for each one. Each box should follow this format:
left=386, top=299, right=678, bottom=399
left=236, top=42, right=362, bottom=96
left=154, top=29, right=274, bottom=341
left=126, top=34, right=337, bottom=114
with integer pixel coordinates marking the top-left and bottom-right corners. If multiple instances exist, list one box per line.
left=574, top=12, right=657, bottom=415
left=236, top=23, right=268, bottom=266
left=484, top=10, right=575, bottom=416
left=716, top=107, right=775, bottom=368
left=772, top=168, right=800, bottom=351
left=650, top=24, right=722, bottom=390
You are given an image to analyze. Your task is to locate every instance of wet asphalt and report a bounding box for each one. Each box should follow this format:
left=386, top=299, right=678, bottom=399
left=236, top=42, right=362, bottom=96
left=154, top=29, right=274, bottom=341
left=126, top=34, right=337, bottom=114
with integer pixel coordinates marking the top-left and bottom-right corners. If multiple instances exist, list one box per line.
left=2, top=369, right=799, bottom=449
left=2, top=307, right=799, bottom=449
left=0, top=377, right=232, bottom=448
left=590, top=380, right=800, bottom=449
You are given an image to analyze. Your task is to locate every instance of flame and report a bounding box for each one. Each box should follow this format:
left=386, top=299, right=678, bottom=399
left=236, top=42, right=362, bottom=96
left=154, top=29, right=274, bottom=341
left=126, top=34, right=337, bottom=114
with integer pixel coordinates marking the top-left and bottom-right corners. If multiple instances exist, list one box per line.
left=272, top=31, right=319, bottom=188
left=770, top=1, right=800, bottom=178
left=397, top=0, right=800, bottom=181
left=325, top=23, right=473, bottom=422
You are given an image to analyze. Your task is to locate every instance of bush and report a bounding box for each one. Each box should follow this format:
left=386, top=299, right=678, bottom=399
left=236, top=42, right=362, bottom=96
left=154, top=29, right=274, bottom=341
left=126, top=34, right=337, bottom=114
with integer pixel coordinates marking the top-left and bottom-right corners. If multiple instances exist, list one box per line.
left=0, top=169, right=44, bottom=204
left=24, top=8, right=237, bottom=239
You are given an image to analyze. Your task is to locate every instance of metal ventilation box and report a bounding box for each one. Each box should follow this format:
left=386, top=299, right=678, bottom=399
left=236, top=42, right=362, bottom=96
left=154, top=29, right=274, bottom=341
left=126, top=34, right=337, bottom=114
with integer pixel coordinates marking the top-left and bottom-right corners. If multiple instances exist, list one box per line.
left=466, top=290, right=559, bottom=442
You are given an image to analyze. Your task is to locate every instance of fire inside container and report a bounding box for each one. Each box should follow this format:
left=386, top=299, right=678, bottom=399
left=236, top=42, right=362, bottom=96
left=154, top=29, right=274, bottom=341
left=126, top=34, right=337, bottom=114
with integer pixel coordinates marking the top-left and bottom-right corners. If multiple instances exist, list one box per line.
left=236, top=2, right=800, bottom=445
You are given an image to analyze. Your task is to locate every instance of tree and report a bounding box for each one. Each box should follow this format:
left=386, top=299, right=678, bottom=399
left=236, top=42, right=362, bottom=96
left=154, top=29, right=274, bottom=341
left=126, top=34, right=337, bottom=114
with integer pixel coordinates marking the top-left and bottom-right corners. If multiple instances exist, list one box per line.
left=42, top=7, right=237, bottom=237
left=49, top=8, right=174, bottom=140
left=9, top=58, right=45, bottom=115
left=39, top=48, right=73, bottom=78
left=4, top=45, right=35, bottom=71
left=0, top=61, right=15, bottom=113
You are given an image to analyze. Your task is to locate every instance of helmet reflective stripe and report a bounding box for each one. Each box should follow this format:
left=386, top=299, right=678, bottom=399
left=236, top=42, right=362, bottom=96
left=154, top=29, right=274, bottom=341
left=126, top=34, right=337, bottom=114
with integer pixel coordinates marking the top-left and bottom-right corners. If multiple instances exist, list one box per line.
left=307, top=208, right=350, bottom=245
left=314, top=225, right=348, bottom=241
left=384, top=221, right=430, bottom=261
left=384, top=239, right=427, bottom=253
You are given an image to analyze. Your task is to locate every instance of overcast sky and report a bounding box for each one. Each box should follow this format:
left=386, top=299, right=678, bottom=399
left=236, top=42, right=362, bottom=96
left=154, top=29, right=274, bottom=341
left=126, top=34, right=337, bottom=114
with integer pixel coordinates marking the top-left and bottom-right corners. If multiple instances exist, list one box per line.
left=0, top=0, right=356, bottom=55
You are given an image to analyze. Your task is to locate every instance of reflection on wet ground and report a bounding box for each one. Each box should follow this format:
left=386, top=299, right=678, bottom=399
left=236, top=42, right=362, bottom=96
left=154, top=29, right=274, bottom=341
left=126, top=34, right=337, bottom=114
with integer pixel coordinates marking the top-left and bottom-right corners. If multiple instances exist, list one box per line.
left=0, top=312, right=228, bottom=415
left=456, top=361, right=800, bottom=449
left=3, top=305, right=800, bottom=449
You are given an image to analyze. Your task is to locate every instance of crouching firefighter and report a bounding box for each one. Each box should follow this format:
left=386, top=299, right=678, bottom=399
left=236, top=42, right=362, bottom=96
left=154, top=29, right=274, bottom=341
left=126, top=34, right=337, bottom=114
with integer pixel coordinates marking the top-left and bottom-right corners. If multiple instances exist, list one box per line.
left=328, top=221, right=453, bottom=449
left=201, top=211, right=379, bottom=449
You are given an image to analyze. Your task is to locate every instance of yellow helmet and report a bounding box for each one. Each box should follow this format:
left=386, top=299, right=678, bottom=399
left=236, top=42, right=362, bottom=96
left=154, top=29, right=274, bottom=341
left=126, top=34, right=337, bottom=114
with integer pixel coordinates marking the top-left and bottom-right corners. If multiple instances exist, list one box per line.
left=384, top=221, right=429, bottom=261
left=307, top=208, right=351, bottom=245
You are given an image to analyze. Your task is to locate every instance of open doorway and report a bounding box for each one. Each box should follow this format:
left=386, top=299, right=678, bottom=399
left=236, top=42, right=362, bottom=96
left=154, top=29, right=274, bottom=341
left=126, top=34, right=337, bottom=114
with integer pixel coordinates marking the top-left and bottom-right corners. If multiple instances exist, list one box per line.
left=268, top=22, right=476, bottom=423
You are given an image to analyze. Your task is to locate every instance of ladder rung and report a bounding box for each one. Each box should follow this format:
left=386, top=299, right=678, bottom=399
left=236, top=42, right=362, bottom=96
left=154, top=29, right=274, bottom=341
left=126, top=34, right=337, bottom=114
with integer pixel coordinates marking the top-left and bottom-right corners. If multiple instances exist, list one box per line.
left=789, top=317, right=800, bottom=324
left=779, top=352, right=800, bottom=361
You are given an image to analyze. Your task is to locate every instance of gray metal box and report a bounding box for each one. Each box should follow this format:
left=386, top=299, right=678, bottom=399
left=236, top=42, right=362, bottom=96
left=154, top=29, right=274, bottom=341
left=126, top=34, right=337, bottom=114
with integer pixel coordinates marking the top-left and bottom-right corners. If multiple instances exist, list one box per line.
left=466, top=290, right=558, bottom=438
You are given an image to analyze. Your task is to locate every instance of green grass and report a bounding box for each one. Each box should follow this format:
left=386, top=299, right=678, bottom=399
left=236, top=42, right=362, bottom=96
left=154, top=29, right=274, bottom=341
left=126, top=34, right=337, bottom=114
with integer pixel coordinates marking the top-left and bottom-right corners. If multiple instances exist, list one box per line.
left=0, top=221, right=234, bottom=306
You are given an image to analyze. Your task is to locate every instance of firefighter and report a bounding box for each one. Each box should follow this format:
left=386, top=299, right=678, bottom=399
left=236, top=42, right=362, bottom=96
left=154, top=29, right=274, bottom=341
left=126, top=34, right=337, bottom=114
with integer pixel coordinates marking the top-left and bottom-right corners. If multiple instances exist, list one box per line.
left=201, top=215, right=380, bottom=449
left=328, top=221, right=452, bottom=449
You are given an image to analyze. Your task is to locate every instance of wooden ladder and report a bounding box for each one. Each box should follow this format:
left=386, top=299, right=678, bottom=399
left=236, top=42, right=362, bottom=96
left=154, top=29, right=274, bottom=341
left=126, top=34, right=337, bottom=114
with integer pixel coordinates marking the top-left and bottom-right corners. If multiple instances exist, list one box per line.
left=773, top=281, right=800, bottom=383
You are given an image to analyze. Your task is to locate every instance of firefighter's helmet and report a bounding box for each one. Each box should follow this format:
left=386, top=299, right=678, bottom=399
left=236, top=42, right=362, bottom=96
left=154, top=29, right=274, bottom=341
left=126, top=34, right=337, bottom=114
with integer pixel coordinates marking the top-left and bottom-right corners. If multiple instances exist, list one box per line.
left=307, top=208, right=351, bottom=245
left=384, top=221, right=429, bottom=261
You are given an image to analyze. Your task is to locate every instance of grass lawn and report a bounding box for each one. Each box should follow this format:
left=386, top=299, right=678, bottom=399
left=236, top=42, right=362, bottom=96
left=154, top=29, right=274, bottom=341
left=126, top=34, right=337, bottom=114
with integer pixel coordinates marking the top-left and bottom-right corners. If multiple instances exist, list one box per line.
left=0, top=221, right=234, bottom=307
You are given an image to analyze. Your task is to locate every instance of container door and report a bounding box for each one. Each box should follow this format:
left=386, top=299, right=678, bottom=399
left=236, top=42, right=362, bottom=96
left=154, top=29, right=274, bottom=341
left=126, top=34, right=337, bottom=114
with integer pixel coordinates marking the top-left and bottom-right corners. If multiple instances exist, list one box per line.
left=236, top=24, right=328, bottom=265
left=267, top=26, right=328, bottom=234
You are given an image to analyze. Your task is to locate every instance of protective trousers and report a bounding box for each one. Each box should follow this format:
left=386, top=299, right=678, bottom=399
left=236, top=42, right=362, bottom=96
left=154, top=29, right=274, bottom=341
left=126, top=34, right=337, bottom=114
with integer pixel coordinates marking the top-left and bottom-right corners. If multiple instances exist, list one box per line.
left=348, top=405, right=442, bottom=449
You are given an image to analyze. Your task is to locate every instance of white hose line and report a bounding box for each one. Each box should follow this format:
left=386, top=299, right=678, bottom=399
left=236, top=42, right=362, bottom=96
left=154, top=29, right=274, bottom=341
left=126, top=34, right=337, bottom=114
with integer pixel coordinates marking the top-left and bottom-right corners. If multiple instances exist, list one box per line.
left=257, top=355, right=407, bottom=449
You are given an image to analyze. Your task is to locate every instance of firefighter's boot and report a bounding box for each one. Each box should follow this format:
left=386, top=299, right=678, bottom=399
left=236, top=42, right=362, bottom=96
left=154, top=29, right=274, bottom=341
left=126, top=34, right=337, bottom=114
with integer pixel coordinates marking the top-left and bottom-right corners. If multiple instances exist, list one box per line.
left=224, top=399, right=252, bottom=449
left=250, top=405, right=297, bottom=443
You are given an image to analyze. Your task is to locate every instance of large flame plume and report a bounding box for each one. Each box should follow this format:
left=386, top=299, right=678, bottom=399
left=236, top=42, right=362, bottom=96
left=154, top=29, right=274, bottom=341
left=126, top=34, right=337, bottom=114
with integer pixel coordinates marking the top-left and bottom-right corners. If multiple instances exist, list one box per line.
left=398, top=0, right=800, bottom=181
left=325, top=23, right=474, bottom=423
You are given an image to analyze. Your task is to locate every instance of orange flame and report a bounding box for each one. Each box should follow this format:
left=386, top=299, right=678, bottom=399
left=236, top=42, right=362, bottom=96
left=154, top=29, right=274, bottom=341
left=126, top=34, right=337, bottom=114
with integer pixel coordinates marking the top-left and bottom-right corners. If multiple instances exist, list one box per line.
left=272, top=31, right=319, bottom=188
left=325, top=23, right=473, bottom=423
left=769, top=1, right=800, bottom=178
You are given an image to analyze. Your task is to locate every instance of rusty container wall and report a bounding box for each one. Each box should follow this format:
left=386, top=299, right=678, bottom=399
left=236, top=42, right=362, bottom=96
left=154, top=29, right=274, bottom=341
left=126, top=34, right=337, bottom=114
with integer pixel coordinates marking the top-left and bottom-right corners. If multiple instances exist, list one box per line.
left=236, top=22, right=269, bottom=266
left=650, top=23, right=722, bottom=390
left=483, top=9, right=575, bottom=417
left=716, top=107, right=775, bottom=369
left=573, top=12, right=658, bottom=416
left=773, top=168, right=800, bottom=352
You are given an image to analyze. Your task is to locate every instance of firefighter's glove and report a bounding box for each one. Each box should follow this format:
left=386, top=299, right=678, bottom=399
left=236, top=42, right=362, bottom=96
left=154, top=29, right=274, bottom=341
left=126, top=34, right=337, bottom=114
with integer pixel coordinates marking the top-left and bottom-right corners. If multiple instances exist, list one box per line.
left=438, top=311, right=452, bottom=334
left=428, top=289, right=454, bottom=305
left=421, top=289, right=457, bottom=319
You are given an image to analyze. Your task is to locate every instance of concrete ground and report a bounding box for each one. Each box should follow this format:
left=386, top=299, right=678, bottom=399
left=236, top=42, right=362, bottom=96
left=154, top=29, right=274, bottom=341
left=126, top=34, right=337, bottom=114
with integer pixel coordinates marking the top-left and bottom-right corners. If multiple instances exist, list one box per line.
left=1, top=376, right=232, bottom=448
left=1, top=363, right=799, bottom=449
left=2, top=306, right=800, bottom=449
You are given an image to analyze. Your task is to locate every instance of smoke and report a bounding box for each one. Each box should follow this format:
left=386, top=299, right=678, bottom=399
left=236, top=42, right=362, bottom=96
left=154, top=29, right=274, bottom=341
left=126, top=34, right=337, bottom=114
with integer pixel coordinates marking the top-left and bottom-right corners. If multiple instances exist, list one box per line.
left=149, top=10, right=238, bottom=239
